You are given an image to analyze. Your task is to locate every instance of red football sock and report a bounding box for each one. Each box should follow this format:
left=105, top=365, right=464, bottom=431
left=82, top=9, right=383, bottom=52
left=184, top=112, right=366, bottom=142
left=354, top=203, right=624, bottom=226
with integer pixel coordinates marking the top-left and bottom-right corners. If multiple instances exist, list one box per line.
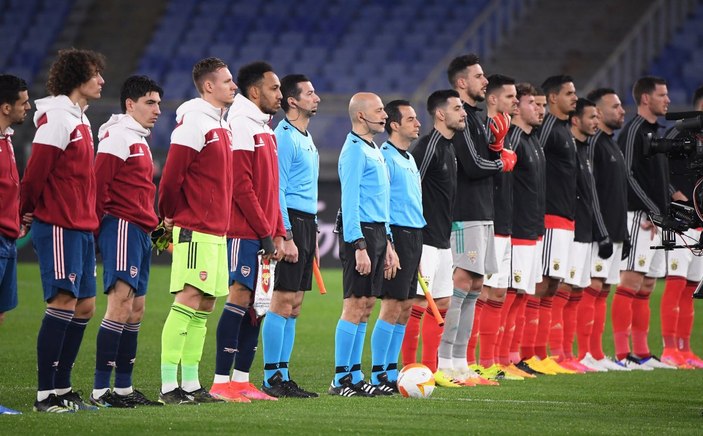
left=401, top=305, right=424, bottom=365
left=420, top=307, right=446, bottom=372
left=661, top=276, right=686, bottom=350
left=466, top=300, right=484, bottom=365
left=676, top=280, right=697, bottom=353
left=548, top=290, right=569, bottom=360
left=562, top=292, right=581, bottom=360
left=535, top=296, right=553, bottom=359
left=611, top=286, right=635, bottom=360
left=576, top=286, right=598, bottom=360
left=509, top=293, right=526, bottom=363
left=591, top=287, right=610, bottom=360
left=631, top=292, right=651, bottom=358
left=496, top=290, right=517, bottom=365
left=479, top=299, right=503, bottom=367
left=520, top=296, right=540, bottom=360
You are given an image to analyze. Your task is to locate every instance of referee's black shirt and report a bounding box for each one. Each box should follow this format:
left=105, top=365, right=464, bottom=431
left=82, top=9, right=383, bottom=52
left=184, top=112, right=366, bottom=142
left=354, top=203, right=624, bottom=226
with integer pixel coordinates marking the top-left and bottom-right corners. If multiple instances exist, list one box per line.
left=411, top=129, right=457, bottom=249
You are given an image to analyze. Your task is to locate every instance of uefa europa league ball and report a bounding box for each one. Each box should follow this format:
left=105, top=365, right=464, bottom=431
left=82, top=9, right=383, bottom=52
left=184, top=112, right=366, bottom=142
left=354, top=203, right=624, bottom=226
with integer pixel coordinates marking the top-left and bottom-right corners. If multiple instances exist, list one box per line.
left=397, top=363, right=435, bottom=398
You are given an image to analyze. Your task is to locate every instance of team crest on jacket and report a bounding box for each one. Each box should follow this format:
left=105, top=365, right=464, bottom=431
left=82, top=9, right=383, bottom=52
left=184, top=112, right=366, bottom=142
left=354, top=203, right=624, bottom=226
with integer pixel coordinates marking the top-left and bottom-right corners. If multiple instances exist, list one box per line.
left=670, top=259, right=678, bottom=271
left=467, top=250, right=478, bottom=264
left=241, top=265, right=251, bottom=277
left=553, top=260, right=560, bottom=271
left=199, top=271, right=208, bottom=281
left=130, top=266, right=138, bottom=278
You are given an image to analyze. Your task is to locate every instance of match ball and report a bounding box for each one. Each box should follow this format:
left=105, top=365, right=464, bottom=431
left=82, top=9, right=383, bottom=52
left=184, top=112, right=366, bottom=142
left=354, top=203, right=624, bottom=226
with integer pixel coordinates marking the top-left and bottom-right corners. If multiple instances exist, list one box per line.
left=397, top=363, right=435, bottom=399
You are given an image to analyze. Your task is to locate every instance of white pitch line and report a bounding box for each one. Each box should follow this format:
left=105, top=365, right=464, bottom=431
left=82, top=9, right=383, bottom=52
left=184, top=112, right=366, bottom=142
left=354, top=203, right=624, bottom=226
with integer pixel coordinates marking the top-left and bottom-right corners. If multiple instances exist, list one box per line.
left=431, top=397, right=591, bottom=406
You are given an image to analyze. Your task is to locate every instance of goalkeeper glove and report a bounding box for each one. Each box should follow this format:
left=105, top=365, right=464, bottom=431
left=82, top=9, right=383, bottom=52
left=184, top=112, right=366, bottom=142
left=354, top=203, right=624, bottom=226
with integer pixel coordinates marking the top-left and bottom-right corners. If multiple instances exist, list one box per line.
left=488, top=113, right=511, bottom=152
left=499, top=149, right=517, bottom=172
left=151, top=222, right=172, bottom=255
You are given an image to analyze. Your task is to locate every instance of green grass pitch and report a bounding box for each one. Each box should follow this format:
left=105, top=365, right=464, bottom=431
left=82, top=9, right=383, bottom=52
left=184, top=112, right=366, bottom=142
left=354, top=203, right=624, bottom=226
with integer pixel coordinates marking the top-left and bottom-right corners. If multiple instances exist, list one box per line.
left=1, top=263, right=702, bottom=434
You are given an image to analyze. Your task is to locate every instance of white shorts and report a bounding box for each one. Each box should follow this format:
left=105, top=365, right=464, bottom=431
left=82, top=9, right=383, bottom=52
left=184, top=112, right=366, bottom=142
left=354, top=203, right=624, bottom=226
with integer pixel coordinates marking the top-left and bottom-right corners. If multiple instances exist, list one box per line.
left=564, top=241, right=591, bottom=288
left=622, top=210, right=665, bottom=276
left=533, top=237, right=544, bottom=291
left=541, top=228, right=574, bottom=280
left=591, top=241, right=623, bottom=285
left=509, top=238, right=537, bottom=294
left=418, top=245, right=454, bottom=299
left=450, top=221, right=498, bottom=276
left=484, top=235, right=511, bottom=289
left=668, top=228, right=703, bottom=282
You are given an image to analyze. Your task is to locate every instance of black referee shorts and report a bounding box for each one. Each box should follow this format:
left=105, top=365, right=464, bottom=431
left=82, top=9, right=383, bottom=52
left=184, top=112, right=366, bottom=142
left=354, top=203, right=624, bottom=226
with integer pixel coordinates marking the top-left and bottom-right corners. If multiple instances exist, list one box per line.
left=382, top=225, right=422, bottom=301
left=275, top=209, right=316, bottom=292
left=339, top=222, right=387, bottom=299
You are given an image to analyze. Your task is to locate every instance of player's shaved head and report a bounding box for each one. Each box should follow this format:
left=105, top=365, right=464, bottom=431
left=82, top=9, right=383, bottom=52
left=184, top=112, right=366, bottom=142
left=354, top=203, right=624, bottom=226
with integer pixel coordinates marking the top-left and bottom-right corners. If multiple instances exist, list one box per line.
left=348, top=92, right=382, bottom=120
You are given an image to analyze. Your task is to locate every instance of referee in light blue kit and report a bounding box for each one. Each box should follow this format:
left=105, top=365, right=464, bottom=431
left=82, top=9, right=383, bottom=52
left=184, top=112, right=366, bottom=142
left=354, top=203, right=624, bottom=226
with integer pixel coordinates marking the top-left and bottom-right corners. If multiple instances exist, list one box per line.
left=329, top=92, right=399, bottom=397
left=370, top=100, right=426, bottom=394
left=261, top=74, right=320, bottom=398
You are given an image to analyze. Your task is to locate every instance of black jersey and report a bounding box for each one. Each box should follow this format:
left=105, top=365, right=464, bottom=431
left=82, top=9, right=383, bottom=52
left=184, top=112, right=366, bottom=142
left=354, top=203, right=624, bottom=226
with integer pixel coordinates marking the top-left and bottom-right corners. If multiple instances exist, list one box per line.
left=452, top=103, right=502, bottom=222
left=574, top=138, right=607, bottom=243
left=617, top=114, right=670, bottom=214
left=491, top=120, right=513, bottom=236
left=411, top=129, right=457, bottom=249
left=589, top=130, right=628, bottom=242
left=539, top=112, right=577, bottom=220
left=510, top=125, right=545, bottom=240
left=665, top=126, right=696, bottom=204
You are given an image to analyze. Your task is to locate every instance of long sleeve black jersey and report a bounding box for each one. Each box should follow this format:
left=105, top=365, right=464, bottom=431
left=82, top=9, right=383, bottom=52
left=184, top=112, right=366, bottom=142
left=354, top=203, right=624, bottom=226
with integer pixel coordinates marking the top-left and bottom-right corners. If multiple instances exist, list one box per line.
left=411, top=129, right=457, bottom=249
left=491, top=119, right=513, bottom=236
left=452, top=103, right=502, bottom=221
left=539, top=113, right=577, bottom=220
left=617, top=115, right=669, bottom=215
left=588, top=130, right=628, bottom=242
left=510, top=125, right=546, bottom=240
left=574, top=138, right=608, bottom=243
left=665, top=126, right=696, bottom=203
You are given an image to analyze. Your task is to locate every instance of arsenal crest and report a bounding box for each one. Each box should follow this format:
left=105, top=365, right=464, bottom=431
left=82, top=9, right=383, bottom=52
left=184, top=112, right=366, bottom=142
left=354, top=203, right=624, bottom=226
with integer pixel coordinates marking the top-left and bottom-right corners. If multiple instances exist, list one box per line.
left=260, top=258, right=272, bottom=293
left=69, top=273, right=77, bottom=284
left=199, top=271, right=208, bottom=281
left=130, top=266, right=138, bottom=278
left=241, top=265, right=251, bottom=277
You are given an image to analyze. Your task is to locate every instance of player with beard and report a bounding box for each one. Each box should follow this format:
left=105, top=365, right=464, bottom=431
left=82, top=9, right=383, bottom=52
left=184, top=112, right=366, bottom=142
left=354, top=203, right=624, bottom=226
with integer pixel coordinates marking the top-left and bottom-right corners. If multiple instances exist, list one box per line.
left=436, top=54, right=515, bottom=386
left=521, top=75, right=578, bottom=375
left=0, top=74, right=31, bottom=415
left=548, top=98, right=605, bottom=373
left=659, top=85, right=703, bottom=369
left=576, top=88, right=631, bottom=372
left=615, top=76, right=676, bottom=370
left=211, top=61, right=286, bottom=402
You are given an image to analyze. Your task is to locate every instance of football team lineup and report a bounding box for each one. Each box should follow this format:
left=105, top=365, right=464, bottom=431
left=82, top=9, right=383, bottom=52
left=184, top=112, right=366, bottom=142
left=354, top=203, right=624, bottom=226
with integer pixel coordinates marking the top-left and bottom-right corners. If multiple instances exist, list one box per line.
left=1, top=38, right=703, bottom=432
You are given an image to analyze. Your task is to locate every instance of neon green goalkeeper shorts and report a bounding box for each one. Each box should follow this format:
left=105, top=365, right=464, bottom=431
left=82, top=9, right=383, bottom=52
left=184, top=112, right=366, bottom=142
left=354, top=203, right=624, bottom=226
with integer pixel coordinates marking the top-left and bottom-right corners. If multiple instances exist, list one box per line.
left=170, top=226, right=229, bottom=297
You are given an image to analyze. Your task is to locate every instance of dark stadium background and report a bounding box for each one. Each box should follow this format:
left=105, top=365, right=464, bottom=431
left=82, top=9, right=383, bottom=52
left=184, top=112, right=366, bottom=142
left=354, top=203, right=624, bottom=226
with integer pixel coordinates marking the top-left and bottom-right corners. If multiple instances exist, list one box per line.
left=3, top=0, right=702, bottom=266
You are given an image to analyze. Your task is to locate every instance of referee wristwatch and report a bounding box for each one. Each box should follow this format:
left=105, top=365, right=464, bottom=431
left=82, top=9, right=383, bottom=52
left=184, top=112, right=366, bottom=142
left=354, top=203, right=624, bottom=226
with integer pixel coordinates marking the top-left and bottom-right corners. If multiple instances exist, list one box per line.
left=284, top=229, right=294, bottom=241
left=352, top=238, right=367, bottom=251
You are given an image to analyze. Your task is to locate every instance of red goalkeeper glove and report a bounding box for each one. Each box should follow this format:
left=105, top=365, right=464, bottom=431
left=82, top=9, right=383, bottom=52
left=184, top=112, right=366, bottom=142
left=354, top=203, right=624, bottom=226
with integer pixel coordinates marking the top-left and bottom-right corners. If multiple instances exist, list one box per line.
left=500, top=149, right=517, bottom=172
left=488, top=113, right=511, bottom=152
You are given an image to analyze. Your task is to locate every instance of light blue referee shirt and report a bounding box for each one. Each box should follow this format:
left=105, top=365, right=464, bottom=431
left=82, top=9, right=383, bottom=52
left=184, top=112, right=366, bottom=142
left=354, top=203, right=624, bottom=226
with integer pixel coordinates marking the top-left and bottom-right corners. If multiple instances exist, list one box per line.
left=381, top=141, right=426, bottom=229
left=338, top=131, right=390, bottom=243
left=274, top=118, right=319, bottom=229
